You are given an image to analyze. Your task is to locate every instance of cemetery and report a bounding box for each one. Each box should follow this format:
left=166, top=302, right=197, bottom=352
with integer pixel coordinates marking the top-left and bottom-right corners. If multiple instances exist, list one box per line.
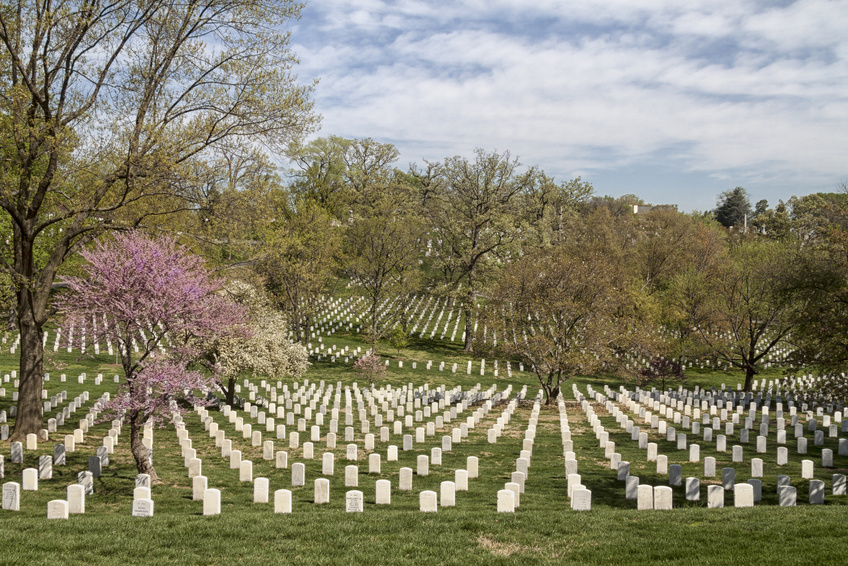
left=1, top=305, right=847, bottom=565
left=0, top=2, right=846, bottom=564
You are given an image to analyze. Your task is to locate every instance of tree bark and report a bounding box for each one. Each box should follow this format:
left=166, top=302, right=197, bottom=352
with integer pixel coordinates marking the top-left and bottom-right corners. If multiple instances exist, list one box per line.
left=130, top=415, right=159, bottom=482
left=10, top=290, right=45, bottom=441
left=744, top=365, right=757, bottom=393
left=463, top=304, right=474, bottom=352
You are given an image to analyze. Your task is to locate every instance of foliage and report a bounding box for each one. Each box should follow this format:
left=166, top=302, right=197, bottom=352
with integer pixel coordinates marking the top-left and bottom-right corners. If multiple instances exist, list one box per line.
left=670, top=238, right=800, bottom=391
left=636, top=357, right=686, bottom=390
left=714, top=187, right=753, bottom=228
left=485, top=241, right=634, bottom=404
left=205, top=281, right=310, bottom=404
left=0, top=0, right=316, bottom=439
left=388, top=327, right=411, bottom=353
left=57, top=231, right=248, bottom=479
left=258, top=202, right=341, bottom=344
left=353, top=351, right=387, bottom=387
left=419, top=149, right=534, bottom=352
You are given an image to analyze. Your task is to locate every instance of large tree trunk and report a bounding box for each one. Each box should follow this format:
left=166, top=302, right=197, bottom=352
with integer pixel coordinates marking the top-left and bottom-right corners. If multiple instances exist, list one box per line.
left=744, top=365, right=757, bottom=393
left=540, top=372, right=561, bottom=405
left=130, top=414, right=159, bottom=482
left=463, top=304, right=474, bottom=352
left=10, top=292, right=45, bottom=441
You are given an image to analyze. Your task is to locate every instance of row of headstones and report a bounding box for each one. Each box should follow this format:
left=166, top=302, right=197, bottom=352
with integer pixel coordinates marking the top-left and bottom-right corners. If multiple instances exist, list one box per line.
left=9, top=472, right=155, bottom=519
left=622, top=381, right=845, bottom=428
left=194, top=397, right=498, bottom=491
left=220, top=380, right=501, bottom=458
left=621, top=473, right=844, bottom=509
left=560, top=388, right=595, bottom=511
left=185, top=389, right=533, bottom=513
left=578, top=385, right=848, bottom=507
left=188, top=402, right=490, bottom=515
left=199, top=387, right=513, bottom=479
left=497, top=394, right=544, bottom=513
left=1, top=416, right=127, bottom=514
left=598, top=384, right=846, bottom=474
left=199, top=486, right=473, bottom=516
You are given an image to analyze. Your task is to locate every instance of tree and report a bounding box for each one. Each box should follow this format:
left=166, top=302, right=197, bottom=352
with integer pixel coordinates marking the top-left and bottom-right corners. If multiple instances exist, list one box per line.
left=672, top=239, right=800, bottom=391
left=784, top=193, right=848, bottom=376
left=353, top=351, right=387, bottom=389
left=57, top=231, right=247, bottom=481
left=484, top=242, right=633, bottom=404
left=204, top=281, right=309, bottom=406
left=521, top=174, right=593, bottom=248
left=0, top=0, right=315, bottom=440
left=635, top=358, right=686, bottom=391
left=258, top=202, right=341, bottom=344
left=714, top=187, right=753, bottom=229
left=344, top=199, right=423, bottom=352
left=421, top=149, right=533, bottom=352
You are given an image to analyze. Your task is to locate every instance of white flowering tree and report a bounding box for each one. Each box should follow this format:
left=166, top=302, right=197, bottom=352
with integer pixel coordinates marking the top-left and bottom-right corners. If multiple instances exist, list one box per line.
left=202, top=281, right=309, bottom=405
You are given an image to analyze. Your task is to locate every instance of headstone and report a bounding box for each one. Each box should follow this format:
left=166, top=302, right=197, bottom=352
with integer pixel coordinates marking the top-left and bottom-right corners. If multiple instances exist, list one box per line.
left=274, top=489, right=292, bottom=513
left=47, top=500, right=70, bottom=520
left=751, top=458, right=763, bottom=478
left=292, top=462, right=305, bottom=486
left=707, top=484, right=724, bottom=508
left=78, top=471, right=94, bottom=495
left=734, top=483, right=754, bottom=507
left=132, top=498, right=154, bottom=517
left=685, top=477, right=700, bottom=501
left=801, top=459, right=814, bottom=479
left=2, top=482, right=20, bottom=511
left=67, top=484, right=85, bottom=514
left=654, top=486, right=673, bottom=510
left=420, top=490, right=438, bottom=512
left=53, top=444, right=66, bottom=466
left=809, top=479, right=825, bottom=504
left=834, top=474, right=847, bottom=496
left=345, top=465, right=358, bottom=487
left=571, top=488, right=591, bottom=511
left=440, top=481, right=456, bottom=507
left=345, top=489, right=364, bottom=512
left=203, top=488, right=221, bottom=515
left=375, top=479, right=391, bottom=505
left=38, top=455, right=52, bottom=480
left=669, top=464, right=682, bottom=486
left=637, top=484, right=653, bottom=510
left=497, top=489, right=515, bottom=512
left=193, top=475, right=208, bottom=501
left=399, top=467, right=413, bottom=491
left=722, top=467, right=735, bottom=491
left=10, top=442, right=22, bottom=463
left=22, top=468, right=38, bottom=491
left=778, top=485, right=797, bottom=507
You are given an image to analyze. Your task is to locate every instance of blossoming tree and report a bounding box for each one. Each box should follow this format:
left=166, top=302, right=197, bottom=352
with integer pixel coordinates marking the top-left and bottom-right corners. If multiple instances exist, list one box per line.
left=59, top=231, right=248, bottom=480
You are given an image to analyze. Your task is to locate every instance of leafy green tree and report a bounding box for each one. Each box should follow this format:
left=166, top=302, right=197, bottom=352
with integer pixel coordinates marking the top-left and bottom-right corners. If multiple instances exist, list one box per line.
left=484, top=243, right=635, bottom=404
left=420, top=149, right=533, bottom=352
left=714, top=187, right=753, bottom=229
left=671, top=239, right=800, bottom=391
left=258, top=202, right=341, bottom=344
left=0, top=0, right=315, bottom=439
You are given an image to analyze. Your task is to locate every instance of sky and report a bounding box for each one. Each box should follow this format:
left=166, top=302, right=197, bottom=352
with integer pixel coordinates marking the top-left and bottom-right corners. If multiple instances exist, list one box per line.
left=287, top=0, right=848, bottom=213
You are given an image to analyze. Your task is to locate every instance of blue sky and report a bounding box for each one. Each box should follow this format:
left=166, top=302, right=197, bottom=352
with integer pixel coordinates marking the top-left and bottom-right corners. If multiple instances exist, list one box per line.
left=288, top=0, right=848, bottom=212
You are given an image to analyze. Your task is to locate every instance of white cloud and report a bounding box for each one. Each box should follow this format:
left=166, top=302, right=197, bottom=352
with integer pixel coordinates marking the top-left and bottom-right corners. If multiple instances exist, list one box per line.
left=290, top=0, right=848, bottom=207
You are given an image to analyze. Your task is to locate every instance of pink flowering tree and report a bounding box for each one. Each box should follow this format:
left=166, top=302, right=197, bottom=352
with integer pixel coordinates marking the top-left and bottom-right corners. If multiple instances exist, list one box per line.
left=353, top=352, right=387, bottom=388
left=58, top=231, right=248, bottom=481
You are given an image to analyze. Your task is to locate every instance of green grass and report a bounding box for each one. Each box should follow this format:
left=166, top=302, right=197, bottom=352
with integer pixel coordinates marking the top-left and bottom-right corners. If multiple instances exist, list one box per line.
left=1, top=337, right=847, bottom=566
